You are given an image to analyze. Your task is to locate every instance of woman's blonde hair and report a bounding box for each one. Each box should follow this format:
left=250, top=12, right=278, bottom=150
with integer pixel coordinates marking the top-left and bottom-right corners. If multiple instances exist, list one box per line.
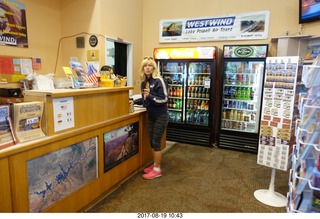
left=139, top=57, right=161, bottom=82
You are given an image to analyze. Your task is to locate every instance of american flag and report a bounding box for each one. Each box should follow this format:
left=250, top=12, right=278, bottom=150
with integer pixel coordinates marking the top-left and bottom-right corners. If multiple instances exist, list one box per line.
left=85, top=63, right=100, bottom=83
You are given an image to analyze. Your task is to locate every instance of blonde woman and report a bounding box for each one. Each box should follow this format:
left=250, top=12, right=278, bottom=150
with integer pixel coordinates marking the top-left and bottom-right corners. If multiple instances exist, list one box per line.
left=139, top=56, right=168, bottom=180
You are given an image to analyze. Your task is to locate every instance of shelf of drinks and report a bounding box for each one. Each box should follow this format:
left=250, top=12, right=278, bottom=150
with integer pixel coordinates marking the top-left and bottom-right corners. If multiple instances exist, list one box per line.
left=223, top=86, right=256, bottom=101
left=186, top=110, right=209, bottom=126
left=187, top=97, right=209, bottom=100
left=222, top=106, right=256, bottom=111
left=168, top=108, right=182, bottom=111
left=162, top=72, right=183, bottom=75
left=224, top=73, right=258, bottom=85
left=188, top=72, right=211, bottom=75
left=222, top=100, right=256, bottom=111
left=220, top=126, right=256, bottom=133
left=188, top=84, right=208, bottom=87
left=220, top=119, right=256, bottom=132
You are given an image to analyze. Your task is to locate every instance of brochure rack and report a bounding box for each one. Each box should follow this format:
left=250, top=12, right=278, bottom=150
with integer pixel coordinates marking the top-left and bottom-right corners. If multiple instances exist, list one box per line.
left=286, top=64, right=320, bottom=213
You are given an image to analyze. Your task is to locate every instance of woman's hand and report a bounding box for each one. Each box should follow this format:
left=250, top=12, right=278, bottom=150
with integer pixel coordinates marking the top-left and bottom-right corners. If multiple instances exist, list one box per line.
left=142, top=88, right=150, bottom=100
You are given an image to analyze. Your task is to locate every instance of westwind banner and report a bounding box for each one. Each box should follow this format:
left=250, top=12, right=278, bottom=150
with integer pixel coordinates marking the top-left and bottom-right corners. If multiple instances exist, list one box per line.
left=159, top=11, right=270, bottom=43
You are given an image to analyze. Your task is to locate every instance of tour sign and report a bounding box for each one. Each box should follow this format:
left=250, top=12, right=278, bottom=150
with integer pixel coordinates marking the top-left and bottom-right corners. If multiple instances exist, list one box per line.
left=89, top=35, right=98, bottom=47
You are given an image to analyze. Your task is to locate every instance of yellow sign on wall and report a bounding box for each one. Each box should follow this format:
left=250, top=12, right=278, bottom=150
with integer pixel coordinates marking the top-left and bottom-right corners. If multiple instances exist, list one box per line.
left=87, top=50, right=99, bottom=61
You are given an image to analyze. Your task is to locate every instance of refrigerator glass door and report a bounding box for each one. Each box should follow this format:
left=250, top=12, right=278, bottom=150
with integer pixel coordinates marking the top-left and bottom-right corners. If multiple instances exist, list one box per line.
left=221, top=60, right=265, bottom=133
left=160, top=61, right=185, bottom=124
left=185, top=61, right=211, bottom=126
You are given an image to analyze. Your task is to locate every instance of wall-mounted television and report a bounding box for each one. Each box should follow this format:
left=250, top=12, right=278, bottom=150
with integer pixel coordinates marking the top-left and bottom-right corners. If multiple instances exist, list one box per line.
left=300, top=0, right=320, bottom=23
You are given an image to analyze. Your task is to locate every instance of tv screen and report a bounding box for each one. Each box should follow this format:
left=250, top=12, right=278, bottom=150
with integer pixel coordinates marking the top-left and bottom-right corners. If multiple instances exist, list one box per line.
left=300, top=0, right=320, bottom=23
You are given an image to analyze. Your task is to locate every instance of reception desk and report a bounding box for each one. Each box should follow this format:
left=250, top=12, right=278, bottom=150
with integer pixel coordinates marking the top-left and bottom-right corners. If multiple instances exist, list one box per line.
left=0, top=87, right=165, bottom=212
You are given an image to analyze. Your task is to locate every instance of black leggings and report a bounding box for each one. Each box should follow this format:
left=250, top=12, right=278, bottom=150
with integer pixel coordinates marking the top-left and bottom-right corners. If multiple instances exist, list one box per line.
left=147, top=113, right=168, bottom=151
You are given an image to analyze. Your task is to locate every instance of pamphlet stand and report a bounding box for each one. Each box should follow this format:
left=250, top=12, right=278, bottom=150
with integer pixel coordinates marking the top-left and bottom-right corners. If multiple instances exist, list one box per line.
left=254, top=168, right=287, bottom=207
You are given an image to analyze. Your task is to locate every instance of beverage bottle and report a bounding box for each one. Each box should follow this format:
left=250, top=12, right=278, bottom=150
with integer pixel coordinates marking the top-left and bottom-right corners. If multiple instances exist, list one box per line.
left=197, top=87, right=202, bottom=98
left=222, top=108, right=226, bottom=119
left=235, top=87, right=240, bottom=100
left=201, top=87, right=206, bottom=98
left=203, top=111, right=209, bottom=125
left=205, top=101, right=209, bottom=111
left=224, top=87, right=228, bottom=99
left=230, top=87, right=236, bottom=99
left=197, top=101, right=201, bottom=110
left=243, top=74, right=247, bottom=85
left=206, top=88, right=210, bottom=99
left=173, top=99, right=176, bottom=108
left=233, top=110, right=237, bottom=120
left=195, top=110, right=201, bottom=124
left=197, top=75, right=201, bottom=85
left=206, top=65, right=210, bottom=73
left=201, top=100, right=205, bottom=110
left=229, top=110, right=233, bottom=121
left=250, top=88, right=255, bottom=100
left=240, top=87, right=246, bottom=100
left=190, top=99, right=194, bottom=110
left=176, top=112, right=181, bottom=122
left=245, top=87, right=250, bottom=100
left=191, top=87, right=195, bottom=97
left=186, top=112, right=190, bottom=123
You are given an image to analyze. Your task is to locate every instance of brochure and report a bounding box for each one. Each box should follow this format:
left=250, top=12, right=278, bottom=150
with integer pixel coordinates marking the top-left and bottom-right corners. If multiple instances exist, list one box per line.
left=12, top=101, right=46, bottom=143
left=0, top=105, right=17, bottom=149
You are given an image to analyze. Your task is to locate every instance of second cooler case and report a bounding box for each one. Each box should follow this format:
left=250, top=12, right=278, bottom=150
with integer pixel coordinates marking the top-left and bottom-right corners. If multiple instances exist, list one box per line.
left=218, top=44, right=268, bottom=153
left=153, top=47, right=221, bottom=147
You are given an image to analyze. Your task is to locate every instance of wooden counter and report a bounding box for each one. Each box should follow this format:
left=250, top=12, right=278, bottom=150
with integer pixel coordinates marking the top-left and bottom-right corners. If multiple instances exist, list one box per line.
left=23, top=87, right=132, bottom=136
left=0, top=87, right=165, bottom=212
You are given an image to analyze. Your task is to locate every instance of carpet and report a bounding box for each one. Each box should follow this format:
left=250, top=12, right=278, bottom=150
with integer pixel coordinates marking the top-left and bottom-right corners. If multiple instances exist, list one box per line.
left=86, top=142, right=289, bottom=213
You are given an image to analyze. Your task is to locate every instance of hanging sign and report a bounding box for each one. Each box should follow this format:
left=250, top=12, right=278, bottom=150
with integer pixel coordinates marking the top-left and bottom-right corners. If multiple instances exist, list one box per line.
left=159, top=10, right=270, bottom=43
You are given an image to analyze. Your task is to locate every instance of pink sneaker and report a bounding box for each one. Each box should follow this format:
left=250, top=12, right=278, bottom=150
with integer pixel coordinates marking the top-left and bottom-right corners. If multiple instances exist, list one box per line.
left=142, top=169, right=162, bottom=180
left=143, top=164, right=154, bottom=173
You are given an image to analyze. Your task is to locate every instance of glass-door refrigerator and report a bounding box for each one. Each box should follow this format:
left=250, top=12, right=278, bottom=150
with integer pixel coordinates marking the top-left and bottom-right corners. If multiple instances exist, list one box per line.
left=218, top=44, right=268, bottom=153
left=153, top=46, right=221, bottom=147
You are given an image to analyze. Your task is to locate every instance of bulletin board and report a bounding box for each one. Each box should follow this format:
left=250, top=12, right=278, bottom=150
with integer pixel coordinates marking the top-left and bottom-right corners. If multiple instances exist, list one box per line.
left=0, top=56, right=41, bottom=83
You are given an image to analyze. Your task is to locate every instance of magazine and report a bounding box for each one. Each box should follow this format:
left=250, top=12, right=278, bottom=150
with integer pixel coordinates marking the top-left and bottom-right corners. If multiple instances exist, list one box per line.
left=12, top=101, right=46, bottom=143
left=0, top=105, right=17, bottom=150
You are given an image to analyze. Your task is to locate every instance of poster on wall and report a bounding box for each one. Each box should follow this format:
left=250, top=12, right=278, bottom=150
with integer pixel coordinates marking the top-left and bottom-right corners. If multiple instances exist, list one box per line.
left=257, top=56, right=299, bottom=171
left=0, top=0, right=28, bottom=47
left=27, top=137, right=98, bottom=212
left=159, top=10, right=269, bottom=43
left=104, top=122, right=139, bottom=173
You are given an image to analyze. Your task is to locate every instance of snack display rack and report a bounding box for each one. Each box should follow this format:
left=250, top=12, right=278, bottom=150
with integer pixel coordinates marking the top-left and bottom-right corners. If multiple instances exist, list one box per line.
left=287, top=64, right=320, bottom=213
